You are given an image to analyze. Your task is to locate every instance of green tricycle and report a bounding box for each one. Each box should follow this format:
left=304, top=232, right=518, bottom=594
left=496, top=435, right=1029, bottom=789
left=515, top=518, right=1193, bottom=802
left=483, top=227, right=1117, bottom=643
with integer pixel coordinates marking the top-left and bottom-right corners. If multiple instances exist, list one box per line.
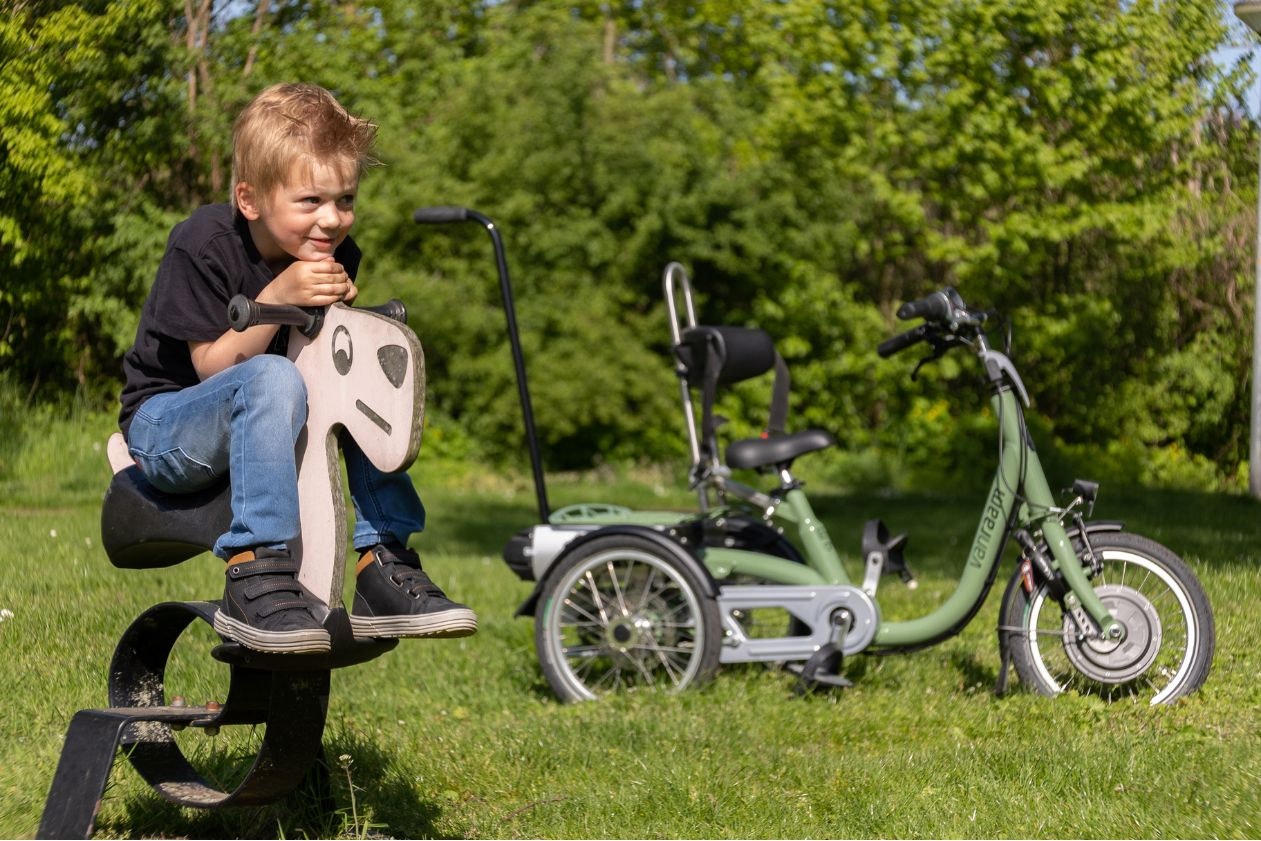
left=414, top=209, right=1215, bottom=705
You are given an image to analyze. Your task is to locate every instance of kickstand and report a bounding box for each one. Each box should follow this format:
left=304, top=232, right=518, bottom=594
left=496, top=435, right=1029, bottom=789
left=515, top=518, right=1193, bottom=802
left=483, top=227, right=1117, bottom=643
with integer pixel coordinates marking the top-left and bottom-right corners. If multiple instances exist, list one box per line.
left=994, top=626, right=1012, bottom=697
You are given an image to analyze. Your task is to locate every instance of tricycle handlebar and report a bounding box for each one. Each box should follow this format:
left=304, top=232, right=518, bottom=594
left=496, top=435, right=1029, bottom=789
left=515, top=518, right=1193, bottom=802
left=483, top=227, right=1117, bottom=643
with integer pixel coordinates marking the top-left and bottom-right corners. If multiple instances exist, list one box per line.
left=877, top=324, right=930, bottom=358
left=413, top=206, right=471, bottom=224
left=880, top=286, right=991, bottom=366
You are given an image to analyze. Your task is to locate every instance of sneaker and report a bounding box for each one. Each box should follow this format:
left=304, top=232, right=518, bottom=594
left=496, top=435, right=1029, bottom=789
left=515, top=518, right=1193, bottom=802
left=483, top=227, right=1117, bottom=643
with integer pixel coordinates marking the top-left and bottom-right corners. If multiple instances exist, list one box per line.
left=212, top=547, right=331, bottom=654
left=350, top=543, right=478, bottom=639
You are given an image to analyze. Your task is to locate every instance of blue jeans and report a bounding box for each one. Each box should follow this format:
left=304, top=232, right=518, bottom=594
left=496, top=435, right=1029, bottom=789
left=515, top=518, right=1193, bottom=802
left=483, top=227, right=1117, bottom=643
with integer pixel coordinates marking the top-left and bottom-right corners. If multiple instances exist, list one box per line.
left=126, top=354, right=426, bottom=559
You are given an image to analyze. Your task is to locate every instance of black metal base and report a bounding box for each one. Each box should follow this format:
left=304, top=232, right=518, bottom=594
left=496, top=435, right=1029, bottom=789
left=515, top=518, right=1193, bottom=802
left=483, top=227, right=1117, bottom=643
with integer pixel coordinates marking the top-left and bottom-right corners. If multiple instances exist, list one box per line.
left=38, top=600, right=395, bottom=839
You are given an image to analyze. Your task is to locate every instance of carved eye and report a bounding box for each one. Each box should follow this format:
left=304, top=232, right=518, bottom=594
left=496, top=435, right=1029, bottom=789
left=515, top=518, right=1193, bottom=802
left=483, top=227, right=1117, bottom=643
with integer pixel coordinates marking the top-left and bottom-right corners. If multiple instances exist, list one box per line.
left=378, top=345, right=408, bottom=388
left=332, top=325, right=353, bottom=375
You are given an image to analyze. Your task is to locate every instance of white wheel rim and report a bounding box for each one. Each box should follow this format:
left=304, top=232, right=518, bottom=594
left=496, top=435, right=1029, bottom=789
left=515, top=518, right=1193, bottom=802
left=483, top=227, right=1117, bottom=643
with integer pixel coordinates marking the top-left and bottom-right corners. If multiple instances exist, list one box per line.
left=544, top=548, right=706, bottom=700
left=1025, top=548, right=1199, bottom=705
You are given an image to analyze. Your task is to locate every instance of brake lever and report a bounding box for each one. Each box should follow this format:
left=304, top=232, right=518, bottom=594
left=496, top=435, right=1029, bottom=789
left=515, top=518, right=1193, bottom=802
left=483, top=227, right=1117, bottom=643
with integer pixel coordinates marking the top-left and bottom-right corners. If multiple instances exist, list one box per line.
left=909, top=335, right=952, bottom=381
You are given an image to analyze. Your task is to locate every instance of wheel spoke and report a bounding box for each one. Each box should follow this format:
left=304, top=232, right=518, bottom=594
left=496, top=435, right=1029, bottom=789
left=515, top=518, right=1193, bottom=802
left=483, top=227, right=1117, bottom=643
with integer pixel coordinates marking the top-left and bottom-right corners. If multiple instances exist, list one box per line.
left=652, top=648, right=685, bottom=686
left=561, top=596, right=603, bottom=628
left=606, top=559, right=632, bottom=616
left=633, top=566, right=660, bottom=613
left=581, top=570, right=611, bottom=624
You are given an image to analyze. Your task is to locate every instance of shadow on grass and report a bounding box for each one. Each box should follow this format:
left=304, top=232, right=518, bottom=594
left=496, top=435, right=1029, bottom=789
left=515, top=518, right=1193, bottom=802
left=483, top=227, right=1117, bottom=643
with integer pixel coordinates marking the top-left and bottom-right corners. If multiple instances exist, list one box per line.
left=95, top=730, right=448, bottom=840
left=424, top=495, right=538, bottom=559
left=949, top=647, right=999, bottom=691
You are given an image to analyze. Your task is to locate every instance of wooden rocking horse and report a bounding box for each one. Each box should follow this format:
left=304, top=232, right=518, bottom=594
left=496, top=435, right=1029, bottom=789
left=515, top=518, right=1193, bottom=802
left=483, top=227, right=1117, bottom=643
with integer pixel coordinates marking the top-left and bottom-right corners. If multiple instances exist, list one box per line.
left=39, top=295, right=423, bottom=839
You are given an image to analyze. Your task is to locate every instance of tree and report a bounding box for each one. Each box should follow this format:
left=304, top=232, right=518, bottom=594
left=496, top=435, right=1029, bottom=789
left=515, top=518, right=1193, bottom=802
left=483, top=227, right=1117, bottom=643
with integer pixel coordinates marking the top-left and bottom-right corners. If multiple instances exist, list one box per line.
left=0, top=0, right=183, bottom=398
left=0, top=0, right=1253, bottom=487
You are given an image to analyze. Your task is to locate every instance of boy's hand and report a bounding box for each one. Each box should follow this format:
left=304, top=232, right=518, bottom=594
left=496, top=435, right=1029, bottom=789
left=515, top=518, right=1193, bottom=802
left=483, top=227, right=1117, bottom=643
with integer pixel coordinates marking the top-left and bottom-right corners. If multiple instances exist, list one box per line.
left=262, top=257, right=357, bottom=306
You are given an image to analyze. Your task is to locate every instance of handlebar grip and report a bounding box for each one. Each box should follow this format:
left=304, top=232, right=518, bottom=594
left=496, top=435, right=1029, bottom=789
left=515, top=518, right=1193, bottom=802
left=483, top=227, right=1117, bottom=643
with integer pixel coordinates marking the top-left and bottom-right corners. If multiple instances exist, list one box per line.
left=413, top=206, right=470, bottom=224
left=877, top=324, right=929, bottom=358
left=227, top=294, right=320, bottom=336
left=359, top=298, right=408, bottom=324
left=227, top=295, right=261, bottom=332
left=896, top=290, right=953, bottom=322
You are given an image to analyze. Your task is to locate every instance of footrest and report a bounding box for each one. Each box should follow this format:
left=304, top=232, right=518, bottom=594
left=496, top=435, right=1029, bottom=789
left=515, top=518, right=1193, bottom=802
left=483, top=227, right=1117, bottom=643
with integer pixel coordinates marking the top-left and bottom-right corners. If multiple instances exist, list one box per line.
left=860, top=519, right=914, bottom=596
left=785, top=661, right=854, bottom=689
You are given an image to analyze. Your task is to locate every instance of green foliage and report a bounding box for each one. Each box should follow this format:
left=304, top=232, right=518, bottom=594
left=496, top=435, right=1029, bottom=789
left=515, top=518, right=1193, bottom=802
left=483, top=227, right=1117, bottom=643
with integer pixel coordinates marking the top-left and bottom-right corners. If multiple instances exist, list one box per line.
left=0, top=0, right=1255, bottom=487
left=0, top=0, right=183, bottom=401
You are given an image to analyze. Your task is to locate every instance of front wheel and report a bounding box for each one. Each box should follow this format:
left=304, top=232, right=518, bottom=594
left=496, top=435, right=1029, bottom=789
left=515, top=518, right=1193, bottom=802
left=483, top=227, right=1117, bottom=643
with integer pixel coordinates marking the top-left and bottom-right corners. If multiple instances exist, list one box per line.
left=535, top=534, right=721, bottom=702
left=1002, top=531, right=1214, bottom=705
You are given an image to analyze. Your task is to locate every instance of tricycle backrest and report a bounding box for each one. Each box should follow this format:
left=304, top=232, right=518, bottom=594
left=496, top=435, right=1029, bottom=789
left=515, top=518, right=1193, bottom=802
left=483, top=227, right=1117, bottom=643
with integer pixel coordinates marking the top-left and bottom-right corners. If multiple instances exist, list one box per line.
left=675, top=325, right=776, bottom=388
left=675, top=324, right=790, bottom=448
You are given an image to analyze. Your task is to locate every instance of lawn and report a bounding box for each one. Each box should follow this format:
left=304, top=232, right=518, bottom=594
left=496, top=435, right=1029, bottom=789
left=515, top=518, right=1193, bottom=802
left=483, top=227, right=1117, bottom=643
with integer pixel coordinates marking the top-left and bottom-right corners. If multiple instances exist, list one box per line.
left=1, top=410, right=1259, bottom=838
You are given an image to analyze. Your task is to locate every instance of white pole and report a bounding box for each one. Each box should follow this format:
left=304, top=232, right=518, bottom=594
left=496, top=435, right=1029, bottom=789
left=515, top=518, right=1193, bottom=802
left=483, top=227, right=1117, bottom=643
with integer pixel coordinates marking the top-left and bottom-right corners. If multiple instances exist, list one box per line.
left=1234, top=3, right=1261, bottom=498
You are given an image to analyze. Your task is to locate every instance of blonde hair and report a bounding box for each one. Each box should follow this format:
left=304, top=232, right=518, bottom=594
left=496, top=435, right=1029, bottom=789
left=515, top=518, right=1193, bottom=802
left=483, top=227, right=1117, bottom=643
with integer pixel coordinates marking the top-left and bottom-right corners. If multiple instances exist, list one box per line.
left=230, top=83, right=378, bottom=209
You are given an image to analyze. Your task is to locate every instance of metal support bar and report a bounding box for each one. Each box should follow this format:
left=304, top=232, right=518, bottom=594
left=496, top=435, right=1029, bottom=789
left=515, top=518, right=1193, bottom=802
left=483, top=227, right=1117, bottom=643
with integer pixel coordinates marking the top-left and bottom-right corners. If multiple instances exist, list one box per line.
left=39, top=601, right=394, bottom=838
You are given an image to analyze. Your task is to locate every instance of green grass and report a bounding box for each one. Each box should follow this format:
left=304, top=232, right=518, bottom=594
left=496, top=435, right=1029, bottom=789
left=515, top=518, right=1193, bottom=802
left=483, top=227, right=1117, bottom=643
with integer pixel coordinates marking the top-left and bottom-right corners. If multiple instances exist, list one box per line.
left=2, top=412, right=1260, bottom=838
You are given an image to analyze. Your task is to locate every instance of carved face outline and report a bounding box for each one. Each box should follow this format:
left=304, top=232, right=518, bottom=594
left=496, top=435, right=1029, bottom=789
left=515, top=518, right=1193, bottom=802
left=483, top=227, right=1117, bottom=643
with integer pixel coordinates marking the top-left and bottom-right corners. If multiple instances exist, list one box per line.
left=329, top=321, right=411, bottom=436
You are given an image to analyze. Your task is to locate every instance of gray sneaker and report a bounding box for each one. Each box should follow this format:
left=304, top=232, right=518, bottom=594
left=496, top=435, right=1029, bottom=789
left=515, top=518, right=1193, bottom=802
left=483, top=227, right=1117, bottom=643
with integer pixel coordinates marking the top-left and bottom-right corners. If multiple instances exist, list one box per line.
left=350, top=543, right=478, bottom=639
left=213, top=547, right=331, bottom=654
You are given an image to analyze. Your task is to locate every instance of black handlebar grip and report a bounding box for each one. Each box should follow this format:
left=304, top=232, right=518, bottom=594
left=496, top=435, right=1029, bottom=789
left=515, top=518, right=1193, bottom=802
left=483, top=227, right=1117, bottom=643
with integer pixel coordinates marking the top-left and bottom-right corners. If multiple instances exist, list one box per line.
left=896, top=290, right=953, bottom=322
left=877, top=324, right=929, bottom=358
left=413, top=206, right=470, bottom=224
left=359, top=298, right=408, bottom=324
left=227, top=294, right=320, bottom=335
left=227, top=294, right=261, bottom=332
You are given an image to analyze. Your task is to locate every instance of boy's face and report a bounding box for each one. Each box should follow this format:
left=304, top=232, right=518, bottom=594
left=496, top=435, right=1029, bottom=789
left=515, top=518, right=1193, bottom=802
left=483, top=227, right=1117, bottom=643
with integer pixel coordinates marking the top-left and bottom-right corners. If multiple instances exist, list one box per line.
left=236, top=159, right=358, bottom=267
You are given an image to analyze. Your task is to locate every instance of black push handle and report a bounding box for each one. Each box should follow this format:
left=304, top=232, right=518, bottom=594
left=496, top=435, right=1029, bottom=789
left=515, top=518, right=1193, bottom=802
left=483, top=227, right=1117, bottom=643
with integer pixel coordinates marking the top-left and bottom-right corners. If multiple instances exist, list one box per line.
left=227, top=294, right=322, bottom=336
left=896, top=289, right=954, bottom=322
left=412, top=205, right=551, bottom=522
left=413, top=206, right=470, bottom=224
left=877, top=324, right=930, bottom=358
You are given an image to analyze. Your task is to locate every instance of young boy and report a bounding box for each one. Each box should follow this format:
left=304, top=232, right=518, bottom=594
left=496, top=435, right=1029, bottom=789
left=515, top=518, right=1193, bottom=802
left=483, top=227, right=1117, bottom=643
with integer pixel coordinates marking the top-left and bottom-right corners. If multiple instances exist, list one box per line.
left=118, top=83, right=476, bottom=654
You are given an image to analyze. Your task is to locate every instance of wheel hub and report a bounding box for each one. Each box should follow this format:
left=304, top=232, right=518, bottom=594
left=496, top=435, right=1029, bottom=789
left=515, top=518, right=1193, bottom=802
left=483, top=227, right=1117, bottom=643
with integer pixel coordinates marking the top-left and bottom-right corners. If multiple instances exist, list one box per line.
left=606, top=613, right=659, bottom=651
left=1062, top=584, right=1162, bottom=684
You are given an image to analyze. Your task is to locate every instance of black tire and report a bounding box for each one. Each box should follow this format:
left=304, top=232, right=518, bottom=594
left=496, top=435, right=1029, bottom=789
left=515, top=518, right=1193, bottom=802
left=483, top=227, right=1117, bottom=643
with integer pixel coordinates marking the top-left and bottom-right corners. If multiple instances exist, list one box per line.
left=1002, top=531, right=1214, bottom=705
left=534, top=534, right=722, bottom=702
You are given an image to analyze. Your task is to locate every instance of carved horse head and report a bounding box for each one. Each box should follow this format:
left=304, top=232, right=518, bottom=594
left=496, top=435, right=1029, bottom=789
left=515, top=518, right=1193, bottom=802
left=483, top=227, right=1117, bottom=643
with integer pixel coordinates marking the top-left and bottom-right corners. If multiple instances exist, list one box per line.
left=288, top=303, right=424, bottom=609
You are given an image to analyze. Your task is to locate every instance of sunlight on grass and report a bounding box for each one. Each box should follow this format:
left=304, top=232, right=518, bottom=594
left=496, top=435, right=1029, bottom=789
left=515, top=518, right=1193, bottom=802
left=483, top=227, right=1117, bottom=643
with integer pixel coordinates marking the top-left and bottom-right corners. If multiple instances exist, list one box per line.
left=2, top=410, right=1259, bottom=838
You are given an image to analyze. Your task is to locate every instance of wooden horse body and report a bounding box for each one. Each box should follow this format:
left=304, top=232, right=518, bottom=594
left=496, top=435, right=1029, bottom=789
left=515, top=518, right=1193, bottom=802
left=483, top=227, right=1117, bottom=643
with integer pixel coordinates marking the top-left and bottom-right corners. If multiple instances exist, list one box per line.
left=288, top=302, right=424, bottom=608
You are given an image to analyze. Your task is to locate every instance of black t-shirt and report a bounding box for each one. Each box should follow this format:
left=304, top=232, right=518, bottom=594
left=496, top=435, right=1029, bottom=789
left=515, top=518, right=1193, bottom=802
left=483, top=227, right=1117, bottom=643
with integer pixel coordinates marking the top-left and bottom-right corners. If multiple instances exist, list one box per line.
left=118, top=203, right=361, bottom=437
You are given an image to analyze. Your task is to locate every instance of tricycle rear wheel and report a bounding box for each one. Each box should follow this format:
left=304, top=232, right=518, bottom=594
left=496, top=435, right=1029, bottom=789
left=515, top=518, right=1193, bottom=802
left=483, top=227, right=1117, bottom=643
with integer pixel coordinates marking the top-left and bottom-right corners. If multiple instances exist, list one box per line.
left=535, top=534, right=720, bottom=702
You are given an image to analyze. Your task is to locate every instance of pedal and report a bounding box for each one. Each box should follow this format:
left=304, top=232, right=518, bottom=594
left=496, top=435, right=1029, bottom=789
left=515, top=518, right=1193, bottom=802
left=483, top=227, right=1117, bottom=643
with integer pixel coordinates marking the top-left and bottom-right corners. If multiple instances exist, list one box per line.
left=790, top=643, right=853, bottom=694
left=861, top=519, right=915, bottom=596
